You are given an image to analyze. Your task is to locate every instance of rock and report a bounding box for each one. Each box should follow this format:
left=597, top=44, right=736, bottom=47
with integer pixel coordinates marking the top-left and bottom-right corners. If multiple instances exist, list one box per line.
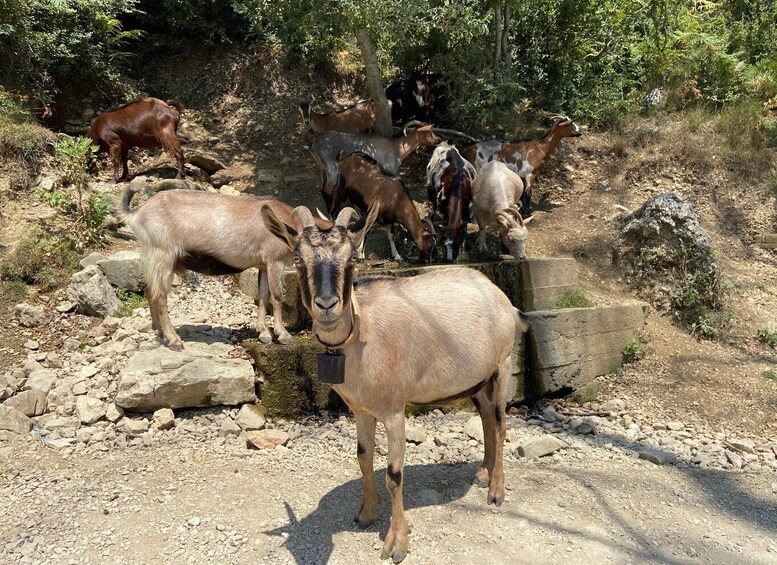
left=105, top=403, right=124, bottom=423
left=405, top=423, right=428, bottom=444
left=0, top=405, right=33, bottom=435
left=55, top=301, right=75, bottom=313
left=218, top=418, right=242, bottom=437
left=725, top=450, right=743, bottom=469
left=25, top=369, right=58, bottom=394
left=464, top=416, right=484, bottom=442
left=638, top=447, right=676, bottom=465
left=246, top=429, right=290, bottom=449
left=187, top=153, right=226, bottom=174
left=79, top=252, right=108, bottom=268
left=14, top=303, right=52, bottom=327
left=255, top=169, right=284, bottom=184
left=123, top=418, right=150, bottom=435
left=601, top=399, right=627, bottom=413
left=3, top=390, right=47, bottom=417
left=235, top=404, right=267, bottom=431
left=667, top=421, right=684, bottom=431
left=517, top=435, right=565, bottom=458
left=96, top=251, right=143, bottom=292
left=62, top=337, right=81, bottom=351
left=24, top=340, right=39, bottom=350
left=153, top=408, right=175, bottom=430
left=210, top=169, right=232, bottom=188
left=116, top=342, right=256, bottom=411
left=641, top=88, right=663, bottom=112
left=729, top=438, right=756, bottom=453
left=187, top=517, right=201, bottom=527
left=66, top=265, right=122, bottom=317
left=75, top=396, right=106, bottom=424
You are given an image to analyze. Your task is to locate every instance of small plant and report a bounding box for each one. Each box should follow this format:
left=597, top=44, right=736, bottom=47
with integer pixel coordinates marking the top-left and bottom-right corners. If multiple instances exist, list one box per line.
left=764, top=370, right=777, bottom=382
left=0, top=229, right=82, bottom=291
left=115, top=289, right=148, bottom=317
left=571, top=381, right=601, bottom=405
left=2, top=280, right=28, bottom=298
left=756, top=328, right=777, bottom=348
left=552, top=288, right=594, bottom=309
left=622, top=338, right=647, bottom=363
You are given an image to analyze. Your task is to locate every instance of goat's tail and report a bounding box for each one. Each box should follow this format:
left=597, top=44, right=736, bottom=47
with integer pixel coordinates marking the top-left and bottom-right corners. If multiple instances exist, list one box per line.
left=166, top=99, right=184, bottom=115
left=120, top=184, right=143, bottom=216
left=515, top=308, right=530, bottom=333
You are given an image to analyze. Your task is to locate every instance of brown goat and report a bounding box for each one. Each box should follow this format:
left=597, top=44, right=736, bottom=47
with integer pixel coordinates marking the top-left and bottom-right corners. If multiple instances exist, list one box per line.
left=335, top=152, right=435, bottom=262
left=462, top=115, right=582, bottom=215
left=299, top=99, right=377, bottom=134
left=90, top=97, right=185, bottom=183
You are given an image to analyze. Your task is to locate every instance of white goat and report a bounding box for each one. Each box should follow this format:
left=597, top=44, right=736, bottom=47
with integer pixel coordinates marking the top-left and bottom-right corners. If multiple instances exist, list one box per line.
left=120, top=186, right=329, bottom=350
left=261, top=204, right=528, bottom=563
left=471, top=160, right=533, bottom=259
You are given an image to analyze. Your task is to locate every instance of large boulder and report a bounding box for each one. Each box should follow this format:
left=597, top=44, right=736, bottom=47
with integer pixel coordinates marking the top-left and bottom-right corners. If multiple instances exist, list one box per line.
left=0, top=405, right=33, bottom=435
left=14, top=303, right=52, bottom=327
left=187, top=153, right=226, bottom=175
left=96, top=251, right=143, bottom=292
left=3, top=390, right=47, bottom=417
left=66, top=265, right=122, bottom=317
left=116, top=342, right=256, bottom=411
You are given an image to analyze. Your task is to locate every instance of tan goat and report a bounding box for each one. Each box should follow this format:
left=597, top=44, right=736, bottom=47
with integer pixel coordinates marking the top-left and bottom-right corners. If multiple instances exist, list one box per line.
left=261, top=204, right=528, bottom=563
left=120, top=187, right=330, bottom=350
left=472, top=160, right=534, bottom=259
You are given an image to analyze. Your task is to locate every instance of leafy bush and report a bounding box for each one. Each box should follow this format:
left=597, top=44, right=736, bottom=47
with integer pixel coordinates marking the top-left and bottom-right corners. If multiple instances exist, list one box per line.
left=622, top=338, right=647, bottom=364
left=551, top=288, right=594, bottom=309
left=764, top=369, right=776, bottom=382
left=115, top=289, right=147, bottom=317
left=756, top=328, right=777, bottom=348
left=0, top=229, right=82, bottom=291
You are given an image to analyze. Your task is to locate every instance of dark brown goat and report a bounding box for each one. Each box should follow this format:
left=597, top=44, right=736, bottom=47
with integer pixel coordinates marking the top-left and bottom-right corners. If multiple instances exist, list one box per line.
left=89, top=97, right=185, bottom=183
left=335, top=152, right=435, bottom=262
left=461, top=115, right=581, bottom=215
left=426, top=143, right=476, bottom=262
left=299, top=99, right=377, bottom=134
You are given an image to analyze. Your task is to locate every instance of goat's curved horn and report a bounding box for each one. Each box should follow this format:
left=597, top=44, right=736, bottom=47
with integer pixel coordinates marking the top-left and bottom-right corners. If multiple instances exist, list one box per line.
left=402, top=120, right=427, bottom=136
left=506, top=206, right=524, bottom=223
left=431, top=128, right=480, bottom=143
left=523, top=215, right=535, bottom=225
left=291, top=206, right=316, bottom=229
left=315, top=207, right=331, bottom=221
left=335, top=207, right=360, bottom=228
left=421, top=217, right=436, bottom=234
left=495, top=211, right=512, bottom=229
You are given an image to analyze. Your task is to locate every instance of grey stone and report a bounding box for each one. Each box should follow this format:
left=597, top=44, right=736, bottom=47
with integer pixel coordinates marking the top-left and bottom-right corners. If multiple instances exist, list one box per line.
left=218, top=418, right=242, bottom=437
left=79, top=252, right=108, bottom=268
left=188, top=153, right=226, bottom=174
left=66, top=265, right=122, bottom=317
left=96, top=251, right=143, bottom=292
left=416, top=488, right=443, bottom=506
left=525, top=303, right=647, bottom=394
left=520, top=258, right=579, bottom=310
left=116, top=342, right=256, bottom=411
left=0, top=405, right=33, bottom=435
left=153, top=408, right=175, bottom=430
left=75, top=396, right=106, bottom=424
left=405, top=423, right=428, bottom=444
left=235, top=404, right=267, bottom=431
left=105, top=403, right=124, bottom=423
left=55, top=301, right=75, bottom=313
left=210, top=169, right=232, bottom=188
left=14, top=303, right=52, bottom=327
left=25, top=369, right=58, bottom=394
left=638, top=447, right=676, bottom=465
left=464, top=416, right=484, bottom=442
left=246, top=429, right=290, bottom=449
left=3, top=390, right=47, bottom=417
left=123, top=418, right=150, bottom=435
left=517, top=435, right=565, bottom=459
left=667, top=421, right=684, bottom=431
left=255, top=169, right=284, bottom=184
left=729, top=438, right=756, bottom=453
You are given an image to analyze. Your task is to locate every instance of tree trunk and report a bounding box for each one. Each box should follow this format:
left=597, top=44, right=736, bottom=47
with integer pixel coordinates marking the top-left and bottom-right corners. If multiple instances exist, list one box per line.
left=494, top=3, right=503, bottom=74
left=356, top=28, right=392, bottom=136
left=502, top=4, right=511, bottom=74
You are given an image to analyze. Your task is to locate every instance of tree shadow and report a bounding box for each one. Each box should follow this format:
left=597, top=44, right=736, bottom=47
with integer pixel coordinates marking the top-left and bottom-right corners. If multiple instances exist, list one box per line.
left=264, top=462, right=480, bottom=564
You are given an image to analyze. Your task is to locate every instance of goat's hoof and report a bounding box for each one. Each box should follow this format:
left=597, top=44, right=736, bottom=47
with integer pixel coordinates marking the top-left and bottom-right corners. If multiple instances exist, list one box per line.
left=258, top=332, right=273, bottom=344
left=167, top=341, right=184, bottom=352
left=473, top=468, right=490, bottom=488
left=487, top=492, right=504, bottom=507
left=276, top=333, right=293, bottom=345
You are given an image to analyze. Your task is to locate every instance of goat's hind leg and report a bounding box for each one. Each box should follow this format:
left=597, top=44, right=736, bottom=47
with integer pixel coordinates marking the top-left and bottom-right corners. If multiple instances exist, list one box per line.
left=471, top=383, right=497, bottom=488
left=487, top=355, right=513, bottom=507
left=266, top=262, right=292, bottom=345
left=255, top=269, right=273, bottom=344
left=387, top=224, right=403, bottom=262
left=381, top=412, right=410, bottom=563
left=354, top=411, right=379, bottom=528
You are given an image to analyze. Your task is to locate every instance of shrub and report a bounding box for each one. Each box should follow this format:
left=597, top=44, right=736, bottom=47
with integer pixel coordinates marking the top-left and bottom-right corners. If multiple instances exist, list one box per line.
left=622, top=338, right=647, bottom=364
left=551, top=288, right=594, bottom=310
left=115, top=289, right=147, bottom=317
left=0, top=229, right=82, bottom=291
left=756, top=328, right=777, bottom=348
left=764, top=370, right=777, bottom=382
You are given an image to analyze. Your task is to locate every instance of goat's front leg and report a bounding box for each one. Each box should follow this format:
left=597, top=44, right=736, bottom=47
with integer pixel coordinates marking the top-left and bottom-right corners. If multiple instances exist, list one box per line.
left=381, top=412, right=410, bottom=563
left=387, top=224, right=403, bottom=262
left=354, top=411, right=379, bottom=528
left=109, top=144, right=123, bottom=183
left=266, top=262, right=292, bottom=344
left=255, top=269, right=273, bottom=344
left=475, top=213, right=487, bottom=252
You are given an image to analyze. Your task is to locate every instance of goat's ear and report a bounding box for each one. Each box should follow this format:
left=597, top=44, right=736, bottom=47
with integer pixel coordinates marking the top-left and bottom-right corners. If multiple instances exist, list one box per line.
left=348, top=205, right=379, bottom=250
left=261, top=206, right=298, bottom=251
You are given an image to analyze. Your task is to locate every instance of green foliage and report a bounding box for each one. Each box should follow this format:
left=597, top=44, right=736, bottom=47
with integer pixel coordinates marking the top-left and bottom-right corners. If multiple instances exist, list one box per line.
left=115, top=289, right=147, bottom=317
left=54, top=136, right=98, bottom=187
left=622, top=338, right=648, bottom=363
left=756, top=328, right=777, bottom=348
left=0, top=91, right=53, bottom=177
left=0, top=229, right=82, bottom=291
left=132, top=0, right=250, bottom=44
left=0, top=0, right=141, bottom=104
left=763, top=369, right=776, bottom=382
left=2, top=280, right=29, bottom=298
left=551, top=288, right=594, bottom=309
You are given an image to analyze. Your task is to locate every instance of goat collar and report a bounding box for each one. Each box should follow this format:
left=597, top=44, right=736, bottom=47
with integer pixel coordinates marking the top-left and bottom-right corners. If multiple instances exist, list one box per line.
left=315, top=291, right=361, bottom=350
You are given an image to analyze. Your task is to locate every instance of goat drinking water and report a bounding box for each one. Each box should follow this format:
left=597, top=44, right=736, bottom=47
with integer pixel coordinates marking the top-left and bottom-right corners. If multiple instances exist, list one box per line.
left=261, top=205, right=528, bottom=563
left=120, top=187, right=330, bottom=350
left=89, top=97, right=185, bottom=183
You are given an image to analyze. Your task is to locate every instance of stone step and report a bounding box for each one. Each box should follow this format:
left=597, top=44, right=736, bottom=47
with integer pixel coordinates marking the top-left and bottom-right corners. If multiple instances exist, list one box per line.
left=754, top=234, right=777, bottom=250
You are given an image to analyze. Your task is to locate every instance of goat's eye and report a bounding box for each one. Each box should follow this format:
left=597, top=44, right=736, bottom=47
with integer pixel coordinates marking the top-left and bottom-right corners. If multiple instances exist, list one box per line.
left=350, top=254, right=359, bottom=263
left=293, top=255, right=302, bottom=265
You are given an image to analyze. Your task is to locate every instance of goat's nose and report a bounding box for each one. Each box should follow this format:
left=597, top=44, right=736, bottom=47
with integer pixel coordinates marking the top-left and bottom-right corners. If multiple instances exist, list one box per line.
left=315, top=295, right=339, bottom=311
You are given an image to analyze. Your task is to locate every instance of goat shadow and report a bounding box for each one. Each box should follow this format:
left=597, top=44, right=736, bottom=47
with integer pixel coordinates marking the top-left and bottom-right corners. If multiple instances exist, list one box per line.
left=265, top=461, right=481, bottom=564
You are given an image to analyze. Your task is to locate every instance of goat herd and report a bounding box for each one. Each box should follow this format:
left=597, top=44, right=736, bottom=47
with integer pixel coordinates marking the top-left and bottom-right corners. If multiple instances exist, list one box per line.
left=93, top=74, right=581, bottom=562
